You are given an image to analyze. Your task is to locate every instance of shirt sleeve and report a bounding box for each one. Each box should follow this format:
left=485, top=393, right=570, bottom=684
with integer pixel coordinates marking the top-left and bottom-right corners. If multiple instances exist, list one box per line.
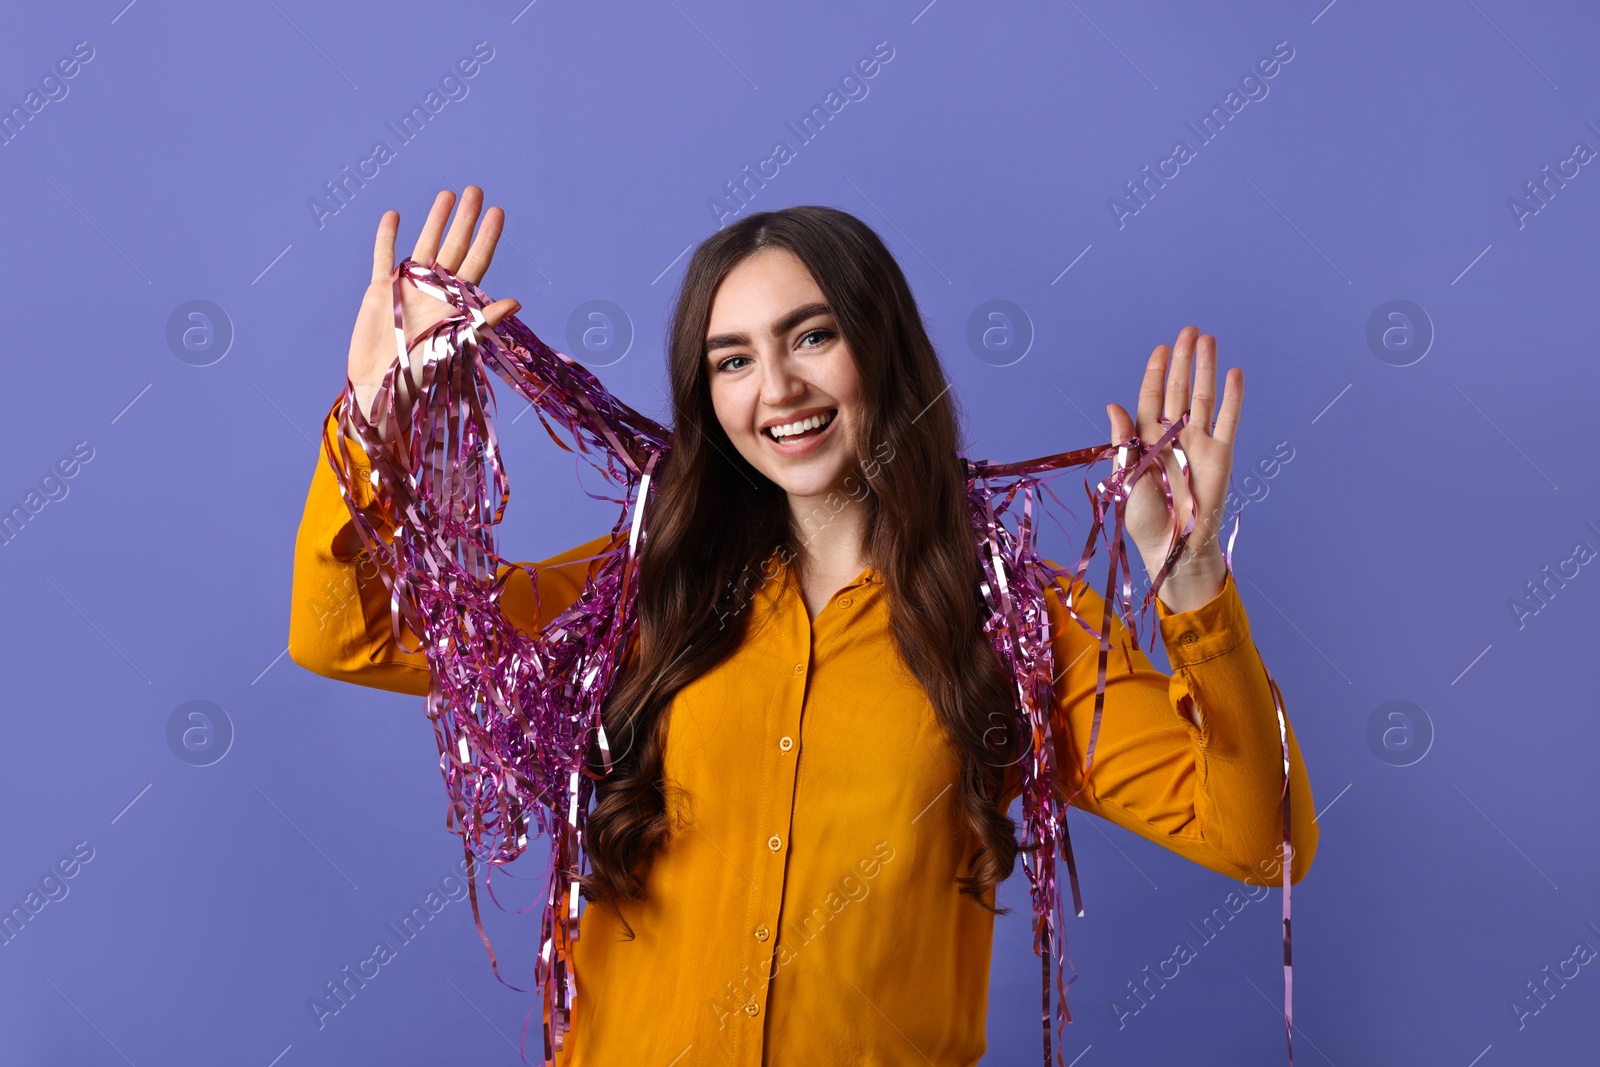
left=1044, top=565, right=1318, bottom=885
left=287, top=395, right=622, bottom=696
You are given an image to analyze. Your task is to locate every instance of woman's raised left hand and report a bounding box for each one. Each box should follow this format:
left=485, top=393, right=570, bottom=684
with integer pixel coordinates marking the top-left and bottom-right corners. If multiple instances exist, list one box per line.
left=1105, top=325, right=1240, bottom=612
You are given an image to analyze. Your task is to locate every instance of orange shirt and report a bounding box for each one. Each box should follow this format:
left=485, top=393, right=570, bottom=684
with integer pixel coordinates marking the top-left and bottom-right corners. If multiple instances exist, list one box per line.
left=289, top=398, right=1318, bottom=1067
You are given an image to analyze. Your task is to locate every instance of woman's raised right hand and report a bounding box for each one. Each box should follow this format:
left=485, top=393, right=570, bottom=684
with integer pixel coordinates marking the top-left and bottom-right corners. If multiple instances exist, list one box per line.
left=346, top=186, right=522, bottom=427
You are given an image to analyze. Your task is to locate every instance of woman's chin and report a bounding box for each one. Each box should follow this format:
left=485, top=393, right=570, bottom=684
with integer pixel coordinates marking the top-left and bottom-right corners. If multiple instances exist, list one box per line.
left=764, top=466, right=852, bottom=502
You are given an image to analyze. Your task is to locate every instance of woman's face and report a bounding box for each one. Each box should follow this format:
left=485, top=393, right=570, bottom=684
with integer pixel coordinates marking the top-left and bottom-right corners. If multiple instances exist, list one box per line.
left=704, top=247, right=864, bottom=501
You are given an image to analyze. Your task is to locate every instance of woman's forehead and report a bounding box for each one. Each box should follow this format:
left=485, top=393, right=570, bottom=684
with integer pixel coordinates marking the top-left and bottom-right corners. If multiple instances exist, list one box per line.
left=707, top=250, right=824, bottom=329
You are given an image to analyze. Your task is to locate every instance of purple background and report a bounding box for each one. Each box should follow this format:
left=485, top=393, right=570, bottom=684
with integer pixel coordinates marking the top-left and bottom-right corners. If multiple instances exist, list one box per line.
left=2, top=1, right=1597, bottom=1064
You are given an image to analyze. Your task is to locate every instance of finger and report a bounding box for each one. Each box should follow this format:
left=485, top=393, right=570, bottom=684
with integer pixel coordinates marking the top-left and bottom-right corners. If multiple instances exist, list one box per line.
left=1212, top=367, right=1244, bottom=446
left=1164, top=325, right=1198, bottom=425
left=437, top=185, right=484, bottom=273
left=1190, top=332, right=1218, bottom=436
left=457, top=204, right=505, bottom=285
left=1106, top=402, right=1135, bottom=448
left=371, top=210, right=399, bottom=284
left=1106, top=403, right=1145, bottom=479
left=1135, top=343, right=1168, bottom=436
left=410, top=189, right=456, bottom=266
left=481, top=297, right=521, bottom=328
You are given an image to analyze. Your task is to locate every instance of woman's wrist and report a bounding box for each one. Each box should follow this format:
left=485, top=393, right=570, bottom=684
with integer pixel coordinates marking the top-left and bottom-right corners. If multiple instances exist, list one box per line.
left=1148, top=545, right=1228, bottom=614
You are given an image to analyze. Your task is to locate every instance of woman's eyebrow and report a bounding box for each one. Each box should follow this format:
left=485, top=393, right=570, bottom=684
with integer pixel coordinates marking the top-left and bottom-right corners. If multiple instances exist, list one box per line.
left=705, top=302, right=833, bottom=354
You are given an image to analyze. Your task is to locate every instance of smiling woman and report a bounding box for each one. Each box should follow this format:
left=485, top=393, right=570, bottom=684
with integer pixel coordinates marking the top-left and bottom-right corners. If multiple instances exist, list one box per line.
left=289, top=191, right=1316, bottom=1067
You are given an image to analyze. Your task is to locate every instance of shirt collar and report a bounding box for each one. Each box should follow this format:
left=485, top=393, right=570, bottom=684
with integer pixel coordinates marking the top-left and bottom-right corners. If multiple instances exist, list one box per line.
left=762, top=549, right=882, bottom=590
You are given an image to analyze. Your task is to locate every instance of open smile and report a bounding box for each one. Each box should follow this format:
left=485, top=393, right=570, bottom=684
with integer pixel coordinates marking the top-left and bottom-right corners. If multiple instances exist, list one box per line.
left=762, top=408, right=838, bottom=456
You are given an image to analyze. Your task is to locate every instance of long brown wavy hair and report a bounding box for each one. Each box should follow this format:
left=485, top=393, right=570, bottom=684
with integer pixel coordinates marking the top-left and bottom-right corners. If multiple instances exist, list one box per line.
left=580, top=205, right=1024, bottom=919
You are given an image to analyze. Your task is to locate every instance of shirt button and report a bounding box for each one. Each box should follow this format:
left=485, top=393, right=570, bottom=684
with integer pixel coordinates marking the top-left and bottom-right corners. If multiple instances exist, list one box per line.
left=768, top=834, right=783, bottom=851
left=838, top=596, right=852, bottom=608
left=779, top=735, right=793, bottom=752
left=793, top=663, right=805, bottom=675
left=754, top=924, right=770, bottom=941
left=744, top=1001, right=760, bottom=1017
left=1180, top=632, right=1198, bottom=645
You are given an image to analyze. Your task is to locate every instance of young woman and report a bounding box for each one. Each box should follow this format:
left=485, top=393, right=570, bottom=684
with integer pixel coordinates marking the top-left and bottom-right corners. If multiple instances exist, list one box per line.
left=289, top=187, right=1317, bottom=1066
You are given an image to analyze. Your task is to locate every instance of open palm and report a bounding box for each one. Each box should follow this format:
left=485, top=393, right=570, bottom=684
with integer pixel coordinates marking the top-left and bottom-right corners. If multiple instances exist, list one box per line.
left=1105, top=325, right=1241, bottom=585
left=346, top=186, right=522, bottom=424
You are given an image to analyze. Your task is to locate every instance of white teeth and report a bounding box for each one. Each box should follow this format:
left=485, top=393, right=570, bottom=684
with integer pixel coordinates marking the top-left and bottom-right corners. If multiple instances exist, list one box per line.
left=767, top=411, right=834, bottom=441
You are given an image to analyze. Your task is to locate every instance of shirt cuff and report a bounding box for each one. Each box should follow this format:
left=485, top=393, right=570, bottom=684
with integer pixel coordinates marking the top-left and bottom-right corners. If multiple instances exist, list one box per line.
left=1154, top=565, right=1251, bottom=668
left=321, top=399, right=379, bottom=511
left=316, top=396, right=402, bottom=563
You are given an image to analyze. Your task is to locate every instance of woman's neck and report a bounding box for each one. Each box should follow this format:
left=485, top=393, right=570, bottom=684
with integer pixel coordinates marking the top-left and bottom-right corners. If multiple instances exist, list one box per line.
left=787, top=487, right=871, bottom=588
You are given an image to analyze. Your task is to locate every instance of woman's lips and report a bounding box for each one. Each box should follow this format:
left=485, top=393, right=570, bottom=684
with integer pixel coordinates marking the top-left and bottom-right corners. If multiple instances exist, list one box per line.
left=762, top=409, right=838, bottom=457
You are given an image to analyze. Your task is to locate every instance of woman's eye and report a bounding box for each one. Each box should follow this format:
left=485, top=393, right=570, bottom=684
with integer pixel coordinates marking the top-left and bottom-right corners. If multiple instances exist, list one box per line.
left=799, top=328, right=833, bottom=349
left=716, top=355, right=750, bottom=373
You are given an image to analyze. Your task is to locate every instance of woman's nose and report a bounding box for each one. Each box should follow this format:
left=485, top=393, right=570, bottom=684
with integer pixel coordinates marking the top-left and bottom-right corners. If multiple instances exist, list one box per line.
left=759, top=356, right=805, bottom=403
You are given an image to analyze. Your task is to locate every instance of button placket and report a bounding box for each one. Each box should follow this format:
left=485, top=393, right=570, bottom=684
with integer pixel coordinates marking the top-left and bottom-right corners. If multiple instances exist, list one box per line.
left=768, top=656, right=804, bottom=856
left=746, top=599, right=811, bottom=1044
